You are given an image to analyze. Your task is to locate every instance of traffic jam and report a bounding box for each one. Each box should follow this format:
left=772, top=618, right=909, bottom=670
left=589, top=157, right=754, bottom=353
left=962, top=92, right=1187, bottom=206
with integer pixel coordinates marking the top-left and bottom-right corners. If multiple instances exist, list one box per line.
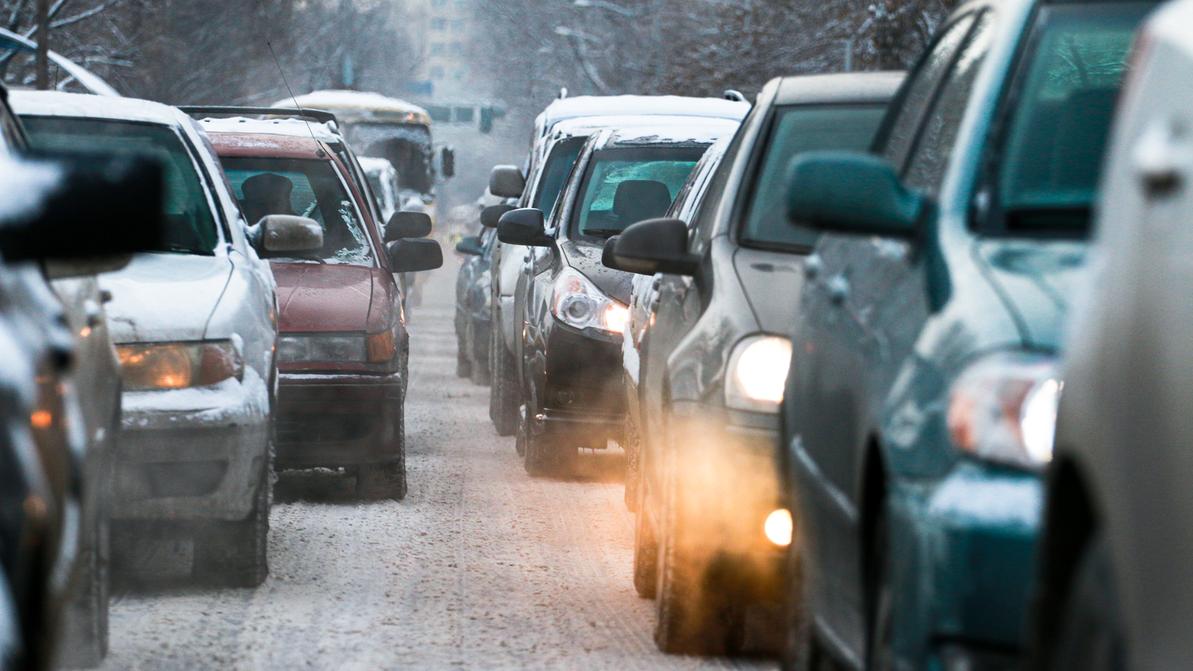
left=0, top=0, right=1190, bottom=669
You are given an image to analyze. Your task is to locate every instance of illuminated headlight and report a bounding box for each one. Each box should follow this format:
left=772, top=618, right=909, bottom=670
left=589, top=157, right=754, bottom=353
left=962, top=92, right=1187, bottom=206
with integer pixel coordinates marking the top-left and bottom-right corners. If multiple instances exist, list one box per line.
left=117, top=340, right=244, bottom=391
left=724, top=335, right=792, bottom=412
left=764, top=509, right=793, bottom=547
left=947, top=352, right=1061, bottom=469
left=551, top=267, right=628, bottom=335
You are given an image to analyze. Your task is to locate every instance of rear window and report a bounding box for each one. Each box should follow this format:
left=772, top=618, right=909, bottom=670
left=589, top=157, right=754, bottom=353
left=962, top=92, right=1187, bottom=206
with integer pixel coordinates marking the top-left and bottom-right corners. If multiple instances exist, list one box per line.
left=991, top=3, right=1153, bottom=235
left=22, top=115, right=220, bottom=254
left=222, top=157, right=374, bottom=266
left=532, top=136, right=586, bottom=215
left=741, top=104, right=886, bottom=250
left=570, top=145, right=707, bottom=238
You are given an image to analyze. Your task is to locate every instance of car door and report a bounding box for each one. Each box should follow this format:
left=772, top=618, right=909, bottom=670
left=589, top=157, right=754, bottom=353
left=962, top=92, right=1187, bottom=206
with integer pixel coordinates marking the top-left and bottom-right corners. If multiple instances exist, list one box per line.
left=791, top=10, right=993, bottom=647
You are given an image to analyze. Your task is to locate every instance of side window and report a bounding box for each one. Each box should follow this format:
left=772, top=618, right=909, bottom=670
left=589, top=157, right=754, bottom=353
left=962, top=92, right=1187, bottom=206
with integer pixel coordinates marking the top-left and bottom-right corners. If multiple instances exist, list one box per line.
left=880, top=14, right=978, bottom=170
left=691, top=124, right=749, bottom=251
left=904, top=11, right=996, bottom=196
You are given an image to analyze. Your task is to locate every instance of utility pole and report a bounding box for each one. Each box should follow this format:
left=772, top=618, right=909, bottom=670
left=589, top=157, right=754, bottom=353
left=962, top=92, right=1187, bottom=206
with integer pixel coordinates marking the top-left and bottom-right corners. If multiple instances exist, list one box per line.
left=36, top=0, right=50, bottom=90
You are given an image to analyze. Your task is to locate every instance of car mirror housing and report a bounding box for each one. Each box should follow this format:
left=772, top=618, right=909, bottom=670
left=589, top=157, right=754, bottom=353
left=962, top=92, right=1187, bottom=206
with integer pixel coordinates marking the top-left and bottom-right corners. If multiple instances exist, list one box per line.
left=601, top=235, right=623, bottom=271
left=497, top=208, right=552, bottom=247
left=786, top=150, right=923, bottom=239
left=456, top=236, right=484, bottom=256
left=385, top=211, right=433, bottom=242
left=388, top=238, right=444, bottom=273
left=611, top=217, right=698, bottom=276
left=489, top=165, right=526, bottom=199
left=260, top=215, right=324, bottom=255
left=481, top=204, right=515, bottom=229
left=0, top=154, right=166, bottom=263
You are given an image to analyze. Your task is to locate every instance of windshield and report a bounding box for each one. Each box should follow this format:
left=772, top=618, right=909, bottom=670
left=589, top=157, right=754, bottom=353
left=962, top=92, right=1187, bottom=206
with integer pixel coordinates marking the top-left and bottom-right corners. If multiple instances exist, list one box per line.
left=222, top=157, right=374, bottom=266
left=993, top=3, right=1152, bottom=235
left=570, top=145, right=706, bottom=238
left=533, top=136, right=587, bottom=215
left=742, top=104, right=886, bottom=250
left=22, top=115, right=219, bottom=255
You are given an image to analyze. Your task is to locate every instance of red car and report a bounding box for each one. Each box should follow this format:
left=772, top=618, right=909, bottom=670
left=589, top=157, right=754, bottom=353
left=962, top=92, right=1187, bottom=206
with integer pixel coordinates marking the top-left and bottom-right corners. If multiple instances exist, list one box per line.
left=194, top=108, right=441, bottom=500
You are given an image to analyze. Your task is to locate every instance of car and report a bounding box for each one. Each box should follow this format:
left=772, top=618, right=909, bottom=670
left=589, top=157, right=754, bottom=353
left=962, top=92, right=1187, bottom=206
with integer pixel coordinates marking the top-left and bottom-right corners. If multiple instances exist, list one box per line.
left=454, top=202, right=503, bottom=384
left=359, top=156, right=401, bottom=227
left=1029, top=2, right=1192, bottom=669
left=195, top=109, right=442, bottom=501
left=605, top=72, right=900, bottom=655
left=499, top=117, right=739, bottom=479
left=0, top=134, right=166, bottom=668
left=14, top=91, right=305, bottom=589
left=485, top=95, right=750, bottom=437
left=778, top=1, right=1159, bottom=668
left=614, top=135, right=732, bottom=512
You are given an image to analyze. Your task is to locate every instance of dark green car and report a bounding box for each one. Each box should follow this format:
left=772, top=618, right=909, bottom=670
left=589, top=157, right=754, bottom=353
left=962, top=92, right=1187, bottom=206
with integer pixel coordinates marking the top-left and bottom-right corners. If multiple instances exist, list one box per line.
left=779, top=1, right=1157, bottom=668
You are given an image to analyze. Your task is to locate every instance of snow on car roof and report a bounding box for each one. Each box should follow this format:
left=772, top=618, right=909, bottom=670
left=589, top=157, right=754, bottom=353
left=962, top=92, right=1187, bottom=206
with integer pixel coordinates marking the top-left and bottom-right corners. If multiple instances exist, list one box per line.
left=196, top=115, right=342, bottom=142
left=357, top=156, right=397, bottom=176
left=549, top=113, right=740, bottom=141
left=274, top=90, right=431, bottom=124
left=602, top=118, right=742, bottom=147
left=536, top=95, right=749, bottom=135
left=10, top=90, right=186, bottom=126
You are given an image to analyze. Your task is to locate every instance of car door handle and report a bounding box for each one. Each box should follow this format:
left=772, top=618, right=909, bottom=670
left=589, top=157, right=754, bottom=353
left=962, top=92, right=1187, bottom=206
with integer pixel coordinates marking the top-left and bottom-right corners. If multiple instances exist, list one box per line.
left=804, top=254, right=822, bottom=280
left=826, top=274, right=850, bottom=306
left=1135, top=119, right=1191, bottom=198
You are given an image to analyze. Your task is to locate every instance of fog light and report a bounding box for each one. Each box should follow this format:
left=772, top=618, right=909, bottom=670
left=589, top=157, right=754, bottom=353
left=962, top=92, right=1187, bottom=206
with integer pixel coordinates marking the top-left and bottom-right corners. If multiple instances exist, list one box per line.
left=764, top=508, right=793, bottom=547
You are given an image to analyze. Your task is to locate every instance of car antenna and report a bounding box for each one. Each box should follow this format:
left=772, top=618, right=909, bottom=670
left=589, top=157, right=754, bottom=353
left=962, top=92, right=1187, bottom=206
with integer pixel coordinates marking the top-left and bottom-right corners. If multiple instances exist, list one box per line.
left=262, top=31, right=326, bottom=158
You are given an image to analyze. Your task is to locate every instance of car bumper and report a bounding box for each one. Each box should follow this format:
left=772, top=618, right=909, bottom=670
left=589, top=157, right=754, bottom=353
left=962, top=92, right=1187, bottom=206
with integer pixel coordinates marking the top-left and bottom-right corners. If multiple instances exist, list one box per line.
left=536, top=320, right=625, bottom=436
left=668, top=401, right=786, bottom=593
left=275, top=371, right=403, bottom=469
left=113, top=370, right=270, bottom=522
left=889, top=461, right=1041, bottom=666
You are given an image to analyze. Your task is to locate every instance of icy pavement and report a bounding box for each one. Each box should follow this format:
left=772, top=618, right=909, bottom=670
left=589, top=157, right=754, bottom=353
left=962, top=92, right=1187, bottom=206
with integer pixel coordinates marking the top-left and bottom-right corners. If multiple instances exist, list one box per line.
left=96, top=259, right=771, bottom=670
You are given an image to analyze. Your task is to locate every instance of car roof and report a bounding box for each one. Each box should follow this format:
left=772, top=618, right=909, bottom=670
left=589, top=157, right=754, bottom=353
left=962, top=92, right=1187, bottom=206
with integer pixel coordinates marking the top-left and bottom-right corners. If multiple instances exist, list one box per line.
left=774, top=71, right=906, bottom=106
left=537, top=95, right=749, bottom=134
left=357, top=156, right=396, bottom=175
left=197, top=115, right=342, bottom=143
left=276, top=90, right=432, bottom=125
left=10, top=90, right=187, bottom=126
left=1146, top=0, right=1193, bottom=56
left=599, top=118, right=741, bottom=149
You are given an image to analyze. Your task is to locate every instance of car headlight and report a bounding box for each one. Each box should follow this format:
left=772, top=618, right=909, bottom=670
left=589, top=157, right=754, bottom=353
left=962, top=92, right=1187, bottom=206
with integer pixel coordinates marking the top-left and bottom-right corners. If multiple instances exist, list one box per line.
left=947, top=352, right=1061, bottom=469
left=278, top=331, right=397, bottom=365
left=551, top=267, right=628, bottom=335
left=117, top=340, right=244, bottom=391
left=724, top=335, right=792, bottom=412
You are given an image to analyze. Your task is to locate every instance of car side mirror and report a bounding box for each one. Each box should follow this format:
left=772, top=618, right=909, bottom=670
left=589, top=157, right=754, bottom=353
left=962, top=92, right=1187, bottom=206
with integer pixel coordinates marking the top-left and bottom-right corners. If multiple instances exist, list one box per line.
left=611, top=218, right=698, bottom=276
left=787, top=151, right=923, bottom=238
left=481, top=203, right=515, bottom=229
left=0, top=154, right=165, bottom=263
left=497, top=208, right=552, bottom=247
left=456, top=236, right=483, bottom=256
left=441, top=146, right=456, bottom=179
left=388, top=238, right=443, bottom=273
left=259, top=215, right=324, bottom=255
left=489, top=165, right=526, bottom=199
left=601, top=235, right=622, bottom=270
left=385, top=211, right=433, bottom=242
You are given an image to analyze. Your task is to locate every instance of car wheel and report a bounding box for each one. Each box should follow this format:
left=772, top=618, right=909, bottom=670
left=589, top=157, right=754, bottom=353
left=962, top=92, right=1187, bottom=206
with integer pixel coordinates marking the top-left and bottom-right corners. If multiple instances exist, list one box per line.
left=519, top=406, right=553, bottom=476
left=867, top=509, right=896, bottom=671
left=60, top=513, right=109, bottom=667
left=654, top=443, right=734, bottom=655
left=469, top=321, right=491, bottom=387
left=194, top=466, right=270, bottom=588
left=632, top=460, right=657, bottom=598
left=1049, top=535, right=1124, bottom=671
left=623, top=412, right=641, bottom=512
left=489, top=324, right=518, bottom=436
left=456, top=319, right=473, bottom=379
left=357, top=406, right=408, bottom=501
left=782, top=538, right=825, bottom=671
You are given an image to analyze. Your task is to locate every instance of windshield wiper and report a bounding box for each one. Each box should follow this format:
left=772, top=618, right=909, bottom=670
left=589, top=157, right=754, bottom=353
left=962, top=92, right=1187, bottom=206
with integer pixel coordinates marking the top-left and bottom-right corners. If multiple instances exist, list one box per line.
left=584, top=227, right=624, bottom=238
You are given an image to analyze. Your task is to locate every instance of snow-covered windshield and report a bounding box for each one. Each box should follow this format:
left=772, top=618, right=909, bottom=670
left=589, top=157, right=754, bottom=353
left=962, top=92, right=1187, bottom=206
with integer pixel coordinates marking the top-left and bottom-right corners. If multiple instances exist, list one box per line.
left=21, top=115, right=220, bottom=255
left=571, top=145, right=707, bottom=239
left=222, top=157, right=374, bottom=266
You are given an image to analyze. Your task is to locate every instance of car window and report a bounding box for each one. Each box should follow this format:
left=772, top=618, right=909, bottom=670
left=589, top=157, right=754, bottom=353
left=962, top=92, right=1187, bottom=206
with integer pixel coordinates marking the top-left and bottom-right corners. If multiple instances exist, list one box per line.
left=903, top=12, right=995, bottom=196
left=532, top=136, right=587, bottom=216
left=879, top=14, right=978, bottom=170
left=22, top=115, right=220, bottom=254
left=0, top=99, right=22, bottom=155
left=691, top=121, right=750, bottom=251
left=222, top=157, right=375, bottom=266
left=990, top=3, right=1152, bottom=235
left=570, top=145, right=706, bottom=238
left=742, top=104, right=887, bottom=250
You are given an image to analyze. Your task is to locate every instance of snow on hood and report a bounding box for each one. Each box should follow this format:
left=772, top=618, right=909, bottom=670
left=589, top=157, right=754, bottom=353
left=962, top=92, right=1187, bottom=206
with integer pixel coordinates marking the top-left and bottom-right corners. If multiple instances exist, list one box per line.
left=271, top=262, right=375, bottom=333
left=100, top=253, right=233, bottom=344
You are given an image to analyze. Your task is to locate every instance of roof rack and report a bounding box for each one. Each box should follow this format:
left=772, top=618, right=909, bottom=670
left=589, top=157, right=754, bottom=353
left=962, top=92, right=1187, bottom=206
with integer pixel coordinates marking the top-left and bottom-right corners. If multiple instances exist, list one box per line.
left=179, top=106, right=340, bottom=126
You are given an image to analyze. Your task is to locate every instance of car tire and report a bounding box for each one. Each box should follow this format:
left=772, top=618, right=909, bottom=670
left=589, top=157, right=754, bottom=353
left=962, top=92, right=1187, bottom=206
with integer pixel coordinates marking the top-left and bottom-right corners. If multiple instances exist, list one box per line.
left=194, top=467, right=270, bottom=588
left=1049, top=535, right=1124, bottom=671
left=469, top=321, right=491, bottom=387
left=60, top=514, right=109, bottom=668
left=489, top=324, right=518, bottom=436
left=867, top=509, right=896, bottom=671
left=654, top=444, right=735, bottom=655
left=357, top=406, right=408, bottom=501
left=623, top=412, right=641, bottom=512
left=782, top=539, right=825, bottom=671
left=456, top=321, right=472, bottom=379
left=632, top=464, right=657, bottom=598
left=519, top=405, right=552, bottom=476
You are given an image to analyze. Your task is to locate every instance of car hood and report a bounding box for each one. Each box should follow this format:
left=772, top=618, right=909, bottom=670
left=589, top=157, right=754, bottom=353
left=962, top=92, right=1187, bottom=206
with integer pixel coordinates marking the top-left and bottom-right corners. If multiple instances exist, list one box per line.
left=560, top=239, right=633, bottom=305
left=974, top=239, right=1088, bottom=350
left=731, top=246, right=806, bottom=333
left=100, top=253, right=233, bottom=343
left=272, top=262, right=375, bottom=333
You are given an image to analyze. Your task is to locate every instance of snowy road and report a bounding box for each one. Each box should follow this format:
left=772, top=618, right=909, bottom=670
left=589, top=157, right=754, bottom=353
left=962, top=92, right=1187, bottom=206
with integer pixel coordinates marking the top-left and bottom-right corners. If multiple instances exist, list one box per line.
left=97, top=260, right=772, bottom=670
